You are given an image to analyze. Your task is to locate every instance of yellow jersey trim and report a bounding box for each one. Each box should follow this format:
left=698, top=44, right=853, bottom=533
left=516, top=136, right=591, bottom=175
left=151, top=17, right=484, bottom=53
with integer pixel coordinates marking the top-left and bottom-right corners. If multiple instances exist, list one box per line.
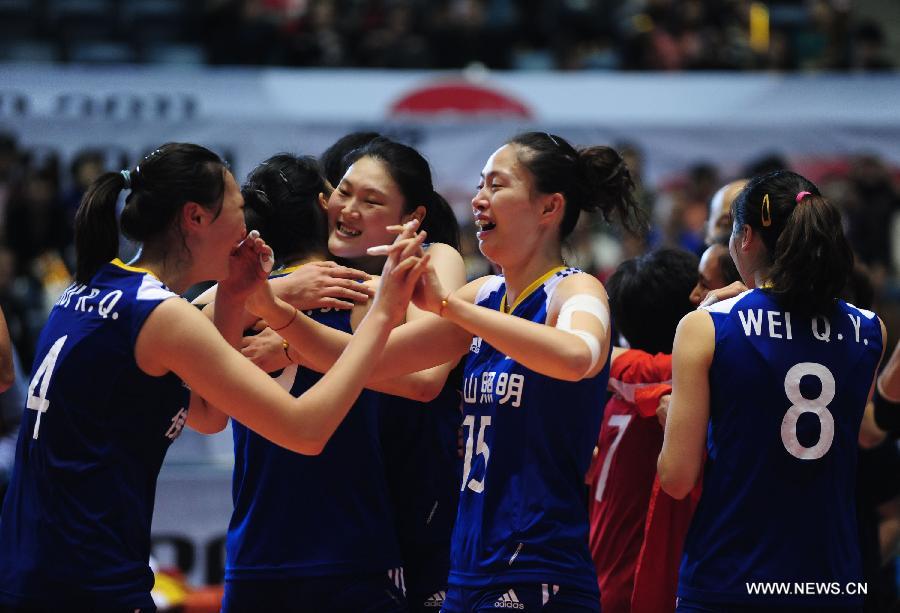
left=110, top=258, right=160, bottom=280
left=500, top=266, right=568, bottom=315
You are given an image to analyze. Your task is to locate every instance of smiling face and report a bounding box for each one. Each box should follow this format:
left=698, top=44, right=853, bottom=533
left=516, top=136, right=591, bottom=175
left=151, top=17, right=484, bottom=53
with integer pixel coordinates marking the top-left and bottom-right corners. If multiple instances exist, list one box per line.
left=472, top=144, right=547, bottom=267
left=326, top=156, right=408, bottom=258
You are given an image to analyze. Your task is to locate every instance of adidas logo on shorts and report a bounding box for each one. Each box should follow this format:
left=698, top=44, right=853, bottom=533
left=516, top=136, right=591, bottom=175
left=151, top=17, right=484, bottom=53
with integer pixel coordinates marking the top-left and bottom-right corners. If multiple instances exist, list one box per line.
left=424, top=591, right=446, bottom=607
left=494, top=589, right=525, bottom=609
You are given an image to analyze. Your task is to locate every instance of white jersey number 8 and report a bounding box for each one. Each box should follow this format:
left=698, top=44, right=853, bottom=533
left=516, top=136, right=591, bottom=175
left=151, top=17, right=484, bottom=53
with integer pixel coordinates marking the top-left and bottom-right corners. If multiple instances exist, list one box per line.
left=780, top=362, right=835, bottom=460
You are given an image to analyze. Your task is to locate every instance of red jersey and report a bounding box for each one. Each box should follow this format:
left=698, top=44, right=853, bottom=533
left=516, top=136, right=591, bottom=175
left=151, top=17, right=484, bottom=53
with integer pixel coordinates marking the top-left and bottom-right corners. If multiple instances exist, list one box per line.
left=588, top=349, right=672, bottom=613
left=630, top=475, right=700, bottom=613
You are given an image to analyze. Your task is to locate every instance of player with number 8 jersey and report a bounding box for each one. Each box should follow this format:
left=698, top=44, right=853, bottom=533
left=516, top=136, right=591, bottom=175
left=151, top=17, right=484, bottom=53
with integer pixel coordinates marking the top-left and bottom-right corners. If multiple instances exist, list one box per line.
left=677, top=287, right=882, bottom=607
left=659, top=171, right=887, bottom=611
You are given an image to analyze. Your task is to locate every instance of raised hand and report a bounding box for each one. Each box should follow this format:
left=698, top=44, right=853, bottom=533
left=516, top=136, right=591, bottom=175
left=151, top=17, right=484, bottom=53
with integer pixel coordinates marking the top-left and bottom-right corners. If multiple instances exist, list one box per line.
left=698, top=280, right=748, bottom=308
left=220, top=230, right=275, bottom=303
left=241, top=326, right=293, bottom=373
left=278, top=261, right=374, bottom=311
left=369, top=219, right=429, bottom=327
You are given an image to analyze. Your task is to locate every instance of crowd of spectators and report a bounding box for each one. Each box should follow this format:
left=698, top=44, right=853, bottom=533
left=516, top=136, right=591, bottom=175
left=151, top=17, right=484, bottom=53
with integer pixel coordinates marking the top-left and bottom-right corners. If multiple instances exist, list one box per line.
left=0, top=0, right=895, bottom=71
left=0, top=130, right=898, bottom=371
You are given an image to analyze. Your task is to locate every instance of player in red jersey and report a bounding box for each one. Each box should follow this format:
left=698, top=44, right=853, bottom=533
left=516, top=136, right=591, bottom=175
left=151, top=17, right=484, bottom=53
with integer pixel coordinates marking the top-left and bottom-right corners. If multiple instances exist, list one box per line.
left=587, top=248, right=698, bottom=613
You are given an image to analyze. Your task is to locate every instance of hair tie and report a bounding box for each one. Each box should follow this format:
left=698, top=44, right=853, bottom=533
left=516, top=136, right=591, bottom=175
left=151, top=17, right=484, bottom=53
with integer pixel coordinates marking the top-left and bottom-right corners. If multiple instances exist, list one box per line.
left=120, top=170, right=132, bottom=190
left=761, top=193, right=772, bottom=227
left=795, top=191, right=812, bottom=204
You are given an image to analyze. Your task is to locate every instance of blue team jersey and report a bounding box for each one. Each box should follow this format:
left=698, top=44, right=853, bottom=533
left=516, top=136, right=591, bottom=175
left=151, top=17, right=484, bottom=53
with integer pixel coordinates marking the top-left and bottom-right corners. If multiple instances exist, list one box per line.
left=449, top=267, right=608, bottom=593
left=679, top=289, right=883, bottom=607
left=0, top=259, right=189, bottom=610
left=225, top=292, right=400, bottom=580
left=379, top=381, right=461, bottom=552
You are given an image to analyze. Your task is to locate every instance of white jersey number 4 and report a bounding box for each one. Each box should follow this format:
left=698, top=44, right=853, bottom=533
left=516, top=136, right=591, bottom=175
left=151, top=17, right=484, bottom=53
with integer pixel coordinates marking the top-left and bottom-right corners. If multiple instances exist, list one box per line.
left=27, top=335, right=68, bottom=439
left=781, top=362, right=835, bottom=460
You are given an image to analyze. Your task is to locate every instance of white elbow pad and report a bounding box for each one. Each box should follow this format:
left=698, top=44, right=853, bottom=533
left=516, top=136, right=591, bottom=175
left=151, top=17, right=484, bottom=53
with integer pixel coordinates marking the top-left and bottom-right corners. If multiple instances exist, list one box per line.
left=565, top=329, right=602, bottom=375
left=557, top=294, right=610, bottom=334
left=557, top=294, right=609, bottom=375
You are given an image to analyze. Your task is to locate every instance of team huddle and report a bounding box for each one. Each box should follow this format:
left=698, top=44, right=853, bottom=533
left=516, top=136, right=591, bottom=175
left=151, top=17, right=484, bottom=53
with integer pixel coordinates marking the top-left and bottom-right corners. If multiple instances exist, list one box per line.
left=0, top=131, right=887, bottom=613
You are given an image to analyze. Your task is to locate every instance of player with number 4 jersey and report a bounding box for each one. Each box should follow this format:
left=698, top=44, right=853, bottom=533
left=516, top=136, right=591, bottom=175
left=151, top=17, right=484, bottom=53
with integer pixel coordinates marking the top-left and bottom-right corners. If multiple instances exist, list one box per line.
left=0, top=261, right=189, bottom=611
left=659, top=171, right=886, bottom=611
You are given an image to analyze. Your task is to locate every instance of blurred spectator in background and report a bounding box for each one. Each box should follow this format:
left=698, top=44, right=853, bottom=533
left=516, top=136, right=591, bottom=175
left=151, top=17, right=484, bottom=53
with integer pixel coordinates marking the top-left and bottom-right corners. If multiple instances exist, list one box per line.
left=61, top=149, right=106, bottom=235
left=744, top=152, right=790, bottom=178
left=659, top=162, right=718, bottom=255
left=844, top=154, right=900, bottom=277
left=705, top=178, right=748, bottom=247
left=852, top=21, right=894, bottom=72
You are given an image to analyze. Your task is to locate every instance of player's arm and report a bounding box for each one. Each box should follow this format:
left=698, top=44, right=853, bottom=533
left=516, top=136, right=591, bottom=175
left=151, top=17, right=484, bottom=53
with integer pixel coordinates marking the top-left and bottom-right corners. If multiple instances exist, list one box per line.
left=434, top=272, right=610, bottom=381
left=138, top=251, right=425, bottom=455
left=0, top=307, right=15, bottom=392
left=658, top=310, right=714, bottom=499
left=872, top=331, right=900, bottom=437
left=286, top=270, right=476, bottom=383
left=186, top=281, right=251, bottom=434
left=257, top=244, right=469, bottom=401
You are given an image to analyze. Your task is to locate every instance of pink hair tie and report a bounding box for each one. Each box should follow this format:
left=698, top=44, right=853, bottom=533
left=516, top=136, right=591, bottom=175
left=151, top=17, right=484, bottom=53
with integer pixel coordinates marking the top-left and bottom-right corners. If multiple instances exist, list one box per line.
left=796, top=191, right=812, bottom=203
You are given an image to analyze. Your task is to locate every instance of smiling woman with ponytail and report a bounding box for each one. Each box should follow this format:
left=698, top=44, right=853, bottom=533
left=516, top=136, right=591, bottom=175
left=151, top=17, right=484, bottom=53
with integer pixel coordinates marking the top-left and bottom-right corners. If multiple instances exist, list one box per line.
left=658, top=170, right=887, bottom=612
left=0, top=143, right=427, bottom=611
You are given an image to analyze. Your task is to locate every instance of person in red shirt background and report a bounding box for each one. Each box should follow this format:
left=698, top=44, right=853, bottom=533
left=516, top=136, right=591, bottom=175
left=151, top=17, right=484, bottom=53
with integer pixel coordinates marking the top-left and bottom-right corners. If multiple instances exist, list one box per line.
left=587, top=248, right=698, bottom=613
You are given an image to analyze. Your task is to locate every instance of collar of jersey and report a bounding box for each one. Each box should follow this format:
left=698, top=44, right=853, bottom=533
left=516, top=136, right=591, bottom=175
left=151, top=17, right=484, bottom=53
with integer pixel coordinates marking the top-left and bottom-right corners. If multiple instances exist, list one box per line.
left=272, top=263, right=306, bottom=277
left=110, top=258, right=160, bottom=280
left=500, top=265, right=568, bottom=314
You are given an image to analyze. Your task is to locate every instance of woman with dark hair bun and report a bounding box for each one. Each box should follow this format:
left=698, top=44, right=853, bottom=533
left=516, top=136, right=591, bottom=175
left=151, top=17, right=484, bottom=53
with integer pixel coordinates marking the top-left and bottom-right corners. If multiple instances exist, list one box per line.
left=0, top=143, right=426, bottom=611
left=293, top=131, right=645, bottom=611
left=238, top=136, right=467, bottom=612
left=659, top=170, right=887, bottom=612
left=209, top=153, right=409, bottom=612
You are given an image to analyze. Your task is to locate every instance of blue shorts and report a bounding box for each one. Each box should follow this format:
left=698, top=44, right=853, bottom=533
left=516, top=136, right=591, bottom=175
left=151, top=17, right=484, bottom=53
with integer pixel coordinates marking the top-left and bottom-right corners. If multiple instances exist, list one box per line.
left=222, top=571, right=408, bottom=613
left=403, top=544, right=451, bottom=613
left=676, top=597, right=862, bottom=612
left=441, top=583, right=600, bottom=612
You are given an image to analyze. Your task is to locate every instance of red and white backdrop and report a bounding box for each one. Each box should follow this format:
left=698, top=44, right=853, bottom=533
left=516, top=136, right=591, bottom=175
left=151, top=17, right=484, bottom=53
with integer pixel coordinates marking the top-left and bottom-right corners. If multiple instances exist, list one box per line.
left=3, top=65, right=900, bottom=219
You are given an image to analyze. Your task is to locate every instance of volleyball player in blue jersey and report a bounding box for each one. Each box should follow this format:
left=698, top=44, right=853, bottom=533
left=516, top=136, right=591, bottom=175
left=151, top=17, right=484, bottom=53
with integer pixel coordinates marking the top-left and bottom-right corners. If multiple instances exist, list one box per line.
left=240, top=137, right=467, bottom=611
left=211, top=153, right=410, bottom=612
left=0, top=143, right=426, bottom=612
left=658, top=171, right=887, bottom=612
left=292, top=132, right=645, bottom=611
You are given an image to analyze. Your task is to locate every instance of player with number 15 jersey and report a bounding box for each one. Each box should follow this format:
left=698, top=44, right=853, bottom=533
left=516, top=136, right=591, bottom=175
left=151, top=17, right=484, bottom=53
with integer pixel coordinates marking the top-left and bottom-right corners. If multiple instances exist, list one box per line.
left=450, top=267, right=608, bottom=600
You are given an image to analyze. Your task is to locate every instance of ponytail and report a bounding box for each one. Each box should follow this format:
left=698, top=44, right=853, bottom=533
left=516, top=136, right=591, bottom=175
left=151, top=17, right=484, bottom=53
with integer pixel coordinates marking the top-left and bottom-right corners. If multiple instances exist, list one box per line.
left=74, top=171, right=127, bottom=284
left=74, top=143, right=226, bottom=285
left=733, top=170, right=852, bottom=314
left=420, top=190, right=460, bottom=250
left=507, top=132, right=647, bottom=240
left=575, top=146, right=647, bottom=237
left=768, top=194, right=852, bottom=314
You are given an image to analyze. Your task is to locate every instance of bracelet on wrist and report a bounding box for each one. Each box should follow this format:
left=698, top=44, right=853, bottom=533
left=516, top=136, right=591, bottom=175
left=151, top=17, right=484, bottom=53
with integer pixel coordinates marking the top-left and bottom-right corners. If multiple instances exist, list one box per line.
left=271, top=306, right=298, bottom=332
left=438, top=292, right=452, bottom=317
